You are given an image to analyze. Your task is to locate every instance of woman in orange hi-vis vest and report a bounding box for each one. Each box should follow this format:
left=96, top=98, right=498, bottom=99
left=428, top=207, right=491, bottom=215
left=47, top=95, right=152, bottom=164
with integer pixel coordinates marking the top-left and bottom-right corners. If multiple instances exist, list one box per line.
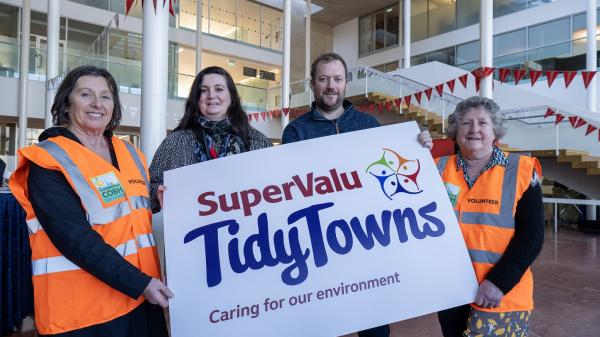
left=435, top=96, right=544, bottom=337
left=9, top=66, right=173, bottom=336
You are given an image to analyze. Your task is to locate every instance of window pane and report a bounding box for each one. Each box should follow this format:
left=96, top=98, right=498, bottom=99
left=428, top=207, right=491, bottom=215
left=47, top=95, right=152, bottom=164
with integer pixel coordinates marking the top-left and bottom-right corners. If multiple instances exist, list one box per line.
left=494, top=0, right=527, bottom=18
left=386, top=5, right=399, bottom=47
left=261, top=6, right=283, bottom=51
left=494, top=51, right=526, bottom=69
left=411, top=54, right=427, bottom=66
left=359, top=15, right=374, bottom=56
left=528, top=17, right=570, bottom=48
left=456, top=40, right=479, bottom=65
left=237, top=0, right=260, bottom=46
left=429, top=0, right=456, bottom=36
left=69, top=0, right=109, bottom=10
left=0, top=3, right=19, bottom=38
left=384, top=61, right=399, bottom=72
left=494, top=29, right=526, bottom=56
left=527, top=41, right=572, bottom=69
left=179, top=0, right=197, bottom=30
left=457, top=0, right=479, bottom=29
left=210, top=0, right=236, bottom=40
left=411, top=0, right=428, bottom=42
left=374, top=11, right=385, bottom=50
left=428, top=47, right=455, bottom=65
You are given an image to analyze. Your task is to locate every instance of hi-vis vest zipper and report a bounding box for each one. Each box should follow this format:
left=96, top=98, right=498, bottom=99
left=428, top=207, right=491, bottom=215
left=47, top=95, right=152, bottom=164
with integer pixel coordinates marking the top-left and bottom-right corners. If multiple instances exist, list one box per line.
left=9, top=136, right=161, bottom=334
left=435, top=153, right=541, bottom=312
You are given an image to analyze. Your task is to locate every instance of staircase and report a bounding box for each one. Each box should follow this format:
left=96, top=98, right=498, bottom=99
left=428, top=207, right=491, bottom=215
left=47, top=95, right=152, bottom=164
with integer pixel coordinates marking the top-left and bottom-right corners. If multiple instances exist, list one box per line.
left=530, top=150, right=600, bottom=176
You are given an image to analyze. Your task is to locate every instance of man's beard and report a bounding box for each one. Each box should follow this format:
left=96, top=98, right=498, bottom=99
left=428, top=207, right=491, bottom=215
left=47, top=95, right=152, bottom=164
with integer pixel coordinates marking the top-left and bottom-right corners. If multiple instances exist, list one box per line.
left=315, top=90, right=344, bottom=113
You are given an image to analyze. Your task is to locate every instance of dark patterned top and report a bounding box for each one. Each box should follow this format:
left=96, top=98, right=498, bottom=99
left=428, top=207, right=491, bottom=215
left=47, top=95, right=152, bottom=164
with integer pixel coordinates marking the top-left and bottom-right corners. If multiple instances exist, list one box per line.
left=149, top=127, right=272, bottom=213
left=456, top=146, right=508, bottom=188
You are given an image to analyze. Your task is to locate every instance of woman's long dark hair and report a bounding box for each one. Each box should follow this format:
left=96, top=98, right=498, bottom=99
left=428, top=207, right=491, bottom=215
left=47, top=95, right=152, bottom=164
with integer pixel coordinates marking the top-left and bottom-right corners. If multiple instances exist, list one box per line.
left=176, top=66, right=251, bottom=149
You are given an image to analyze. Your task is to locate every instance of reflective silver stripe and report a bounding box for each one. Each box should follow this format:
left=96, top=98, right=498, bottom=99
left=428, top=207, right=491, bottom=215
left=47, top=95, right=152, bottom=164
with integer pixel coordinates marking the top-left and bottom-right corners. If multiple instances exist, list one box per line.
left=461, top=154, right=520, bottom=229
left=468, top=249, right=502, bottom=264
left=32, top=255, right=80, bottom=276
left=130, top=196, right=151, bottom=211
left=122, top=141, right=149, bottom=186
left=137, top=233, right=156, bottom=249
left=32, top=237, right=146, bottom=276
left=36, top=141, right=131, bottom=225
left=27, top=217, right=42, bottom=234
left=436, top=156, right=450, bottom=176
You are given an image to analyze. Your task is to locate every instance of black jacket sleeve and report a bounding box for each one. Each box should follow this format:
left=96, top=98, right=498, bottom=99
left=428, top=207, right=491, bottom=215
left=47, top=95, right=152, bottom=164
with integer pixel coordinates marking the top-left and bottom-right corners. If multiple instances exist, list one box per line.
left=485, top=179, right=545, bottom=294
left=28, top=163, right=151, bottom=299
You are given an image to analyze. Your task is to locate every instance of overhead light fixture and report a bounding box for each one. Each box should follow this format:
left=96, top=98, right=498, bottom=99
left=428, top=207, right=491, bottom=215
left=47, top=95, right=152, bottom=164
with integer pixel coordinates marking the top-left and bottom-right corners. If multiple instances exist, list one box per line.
left=448, top=0, right=456, bottom=4
left=227, top=59, right=236, bottom=67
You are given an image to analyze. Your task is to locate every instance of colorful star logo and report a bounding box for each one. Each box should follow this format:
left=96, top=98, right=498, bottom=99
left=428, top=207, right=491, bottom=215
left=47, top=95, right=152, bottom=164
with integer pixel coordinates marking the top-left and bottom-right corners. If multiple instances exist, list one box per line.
left=366, top=148, right=422, bottom=200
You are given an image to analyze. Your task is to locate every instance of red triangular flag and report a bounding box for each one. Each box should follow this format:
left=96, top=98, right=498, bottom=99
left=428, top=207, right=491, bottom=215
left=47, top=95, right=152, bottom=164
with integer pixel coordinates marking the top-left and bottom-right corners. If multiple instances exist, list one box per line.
left=260, top=111, right=266, bottom=121
left=253, top=112, right=260, bottom=121
left=544, top=108, right=555, bottom=118
left=394, top=98, right=402, bottom=109
left=475, top=77, right=481, bottom=92
left=404, top=95, right=412, bottom=107
left=568, top=116, right=579, bottom=128
left=575, top=117, right=587, bottom=129
left=554, top=114, right=564, bottom=125
left=385, top=101, right=392, bottom=112
left=513, top=69, right=526, bottom=85
left=499, top=68, right=511, bottom=83
left=283, top=108, right=290, bottom=116
left=530, top=70, right=542, bottom=86
left=581, top=71, right=597, bottom=89
left=446, top=79, right=456, bottom=93
left=274, top=109, right=281, bottom=118
left=471, top=68, right=482, bottom=79
left=424, top=88, right=433, bottom=100
left=369, top=104, right=375, bottom=113
left=546, top=71, right=559, bottom=87
left=458, top=74, right=468, bottom=88
left=414, top=91, right=422, bottom=104
left=247, top=114, right=252, bottom=122
left=563, top=71, right=577, bottom=88
left=482, top=67, right=495, bottom=78
left=586, top=124, right=597, bottom=136
left=377, top=102, right=383, bottom=113
left=435, top=83, right=444, bottom=97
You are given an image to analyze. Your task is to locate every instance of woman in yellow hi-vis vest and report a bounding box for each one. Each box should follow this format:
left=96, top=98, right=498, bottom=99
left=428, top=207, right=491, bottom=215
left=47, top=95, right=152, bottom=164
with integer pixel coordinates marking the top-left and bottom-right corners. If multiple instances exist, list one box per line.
left=10, top=66, right=173, bottom=336
left=435, top=96, right=544, bottom=337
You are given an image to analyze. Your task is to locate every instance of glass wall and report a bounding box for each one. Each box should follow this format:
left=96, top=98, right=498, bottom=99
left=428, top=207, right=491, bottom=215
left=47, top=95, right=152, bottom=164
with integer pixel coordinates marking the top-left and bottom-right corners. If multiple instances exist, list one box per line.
left=358, top=3, right=400, bottom=57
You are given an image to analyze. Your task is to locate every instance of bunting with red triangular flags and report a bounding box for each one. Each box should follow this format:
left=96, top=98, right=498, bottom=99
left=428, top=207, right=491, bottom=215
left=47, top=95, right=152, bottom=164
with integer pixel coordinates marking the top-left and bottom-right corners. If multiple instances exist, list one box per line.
left=499, top=68, right=511, bottom=83
left=414, top=91, right=422, bottom=104
left=563, top=71, right=577, bottom=88
left=482, top=67, right=495, bottom=78
left=458, top=74, right=468, bottom=88
left=424, top=88, right=433, bottom=101
left=283, top=108, right=290, bottom=116
left=530, top=70, right=542, bottom=86
left=385, top=101, right=392, bottom=112
left=554, top=114, right=564, bottom=125
left=544, top=108, right=555, bottom=118
left=586, top=124, right=597, bottom=136
left=369, top=104, right=375, bottom=113
left=260, top=112, right=266, bottom=121
left=253, top=112, right=259, bottom=121
left=513, top=69, right=526, bottom=85
left=435, top=84, right=444, bottom=97
left=404, top=95, right=412, bottom=107
left=575, top=117, right=587, bottom=129
left=581, top=71, right=597, bottom=89
left=568, top=116, right=579, bottom=128
left=446, top=79, right=456, bottom=93
left=248, top=114, right=252, bottom=122
left=394, top=98, right=402, bottom=109
left=546, top=71, right=559, bottom=87
left=377, top=102, right=383, bottom=114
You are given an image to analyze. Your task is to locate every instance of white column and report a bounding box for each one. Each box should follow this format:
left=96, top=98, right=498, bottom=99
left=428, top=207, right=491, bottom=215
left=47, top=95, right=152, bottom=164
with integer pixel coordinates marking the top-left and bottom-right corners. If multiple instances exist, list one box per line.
left=18, top=0, right=31, bottom=150
left=281, top=0, right=291, bottom=129
left=196, top=0, right=202, bottom=73
left=586, top=204, right=597, bottom=221
left=305, top=0, right=311, bottom=79
left=587, top=0, right=597, bottom=113
left=402, top=0, right=410, bottom=68
left=480, top=0, right=493, bottom=99
left=45, top=0, right=59, bottom=129
left=140, top=1, right=169, bottom=163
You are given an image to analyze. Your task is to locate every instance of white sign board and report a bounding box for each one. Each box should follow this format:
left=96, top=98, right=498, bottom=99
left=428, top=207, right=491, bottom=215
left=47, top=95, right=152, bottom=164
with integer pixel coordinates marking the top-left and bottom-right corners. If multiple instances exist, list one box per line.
left=163, top=122, right=478, bottom=337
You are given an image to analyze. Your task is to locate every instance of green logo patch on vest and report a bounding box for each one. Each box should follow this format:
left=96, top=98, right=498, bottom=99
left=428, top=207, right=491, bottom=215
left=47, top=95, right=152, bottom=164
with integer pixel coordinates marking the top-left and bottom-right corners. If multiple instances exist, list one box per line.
left=444, top=182, right=460, bottom=207
left=90, top=171, right=125, bottom=203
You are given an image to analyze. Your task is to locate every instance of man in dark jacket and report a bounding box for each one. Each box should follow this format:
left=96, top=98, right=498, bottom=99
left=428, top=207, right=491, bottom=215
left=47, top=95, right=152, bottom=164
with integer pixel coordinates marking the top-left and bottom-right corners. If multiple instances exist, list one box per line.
left=282, top=52, right=433, bottom=337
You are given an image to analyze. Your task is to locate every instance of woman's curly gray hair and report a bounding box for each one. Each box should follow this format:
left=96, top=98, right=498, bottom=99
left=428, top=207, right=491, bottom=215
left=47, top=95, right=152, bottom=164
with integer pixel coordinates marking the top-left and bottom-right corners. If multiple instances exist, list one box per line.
left=446, top=96, right=507, bottom=141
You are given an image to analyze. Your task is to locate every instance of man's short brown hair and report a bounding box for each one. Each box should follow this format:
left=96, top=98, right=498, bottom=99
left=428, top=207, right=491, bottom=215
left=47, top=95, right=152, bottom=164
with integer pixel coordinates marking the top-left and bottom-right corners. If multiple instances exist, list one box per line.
left=310, top=52, right=348, bottom=83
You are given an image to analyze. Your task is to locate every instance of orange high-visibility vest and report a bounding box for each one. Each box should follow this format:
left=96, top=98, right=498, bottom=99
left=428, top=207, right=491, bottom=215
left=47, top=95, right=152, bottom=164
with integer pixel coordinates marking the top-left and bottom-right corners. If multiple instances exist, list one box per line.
left=435, top=153, right=541, bottom=312
left=9, top=135, right=161, bottom=334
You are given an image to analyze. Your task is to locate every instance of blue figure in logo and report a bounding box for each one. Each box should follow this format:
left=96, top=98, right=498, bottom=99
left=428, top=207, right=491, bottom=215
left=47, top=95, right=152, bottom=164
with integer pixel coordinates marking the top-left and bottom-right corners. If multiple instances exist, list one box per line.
left=366, top=148, right=422, bottom=200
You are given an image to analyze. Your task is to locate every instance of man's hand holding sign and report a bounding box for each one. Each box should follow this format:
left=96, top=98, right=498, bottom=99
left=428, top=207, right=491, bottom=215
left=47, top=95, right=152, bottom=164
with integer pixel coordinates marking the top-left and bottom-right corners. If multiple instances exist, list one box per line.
left=162, top=121, right=478, bottom=337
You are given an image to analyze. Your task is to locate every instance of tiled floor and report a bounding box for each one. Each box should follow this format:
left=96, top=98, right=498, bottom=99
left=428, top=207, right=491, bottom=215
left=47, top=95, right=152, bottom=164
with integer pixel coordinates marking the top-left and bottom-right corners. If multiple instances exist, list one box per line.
left=5, top=228, right=600, bottom=337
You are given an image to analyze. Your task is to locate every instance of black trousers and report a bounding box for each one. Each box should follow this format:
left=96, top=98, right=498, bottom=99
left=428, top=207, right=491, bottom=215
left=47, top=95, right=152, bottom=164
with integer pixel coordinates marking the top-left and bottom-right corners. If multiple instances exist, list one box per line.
left=357, top=324, right=390, bottom=337
left=437, top=304, right=471, bottom=337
